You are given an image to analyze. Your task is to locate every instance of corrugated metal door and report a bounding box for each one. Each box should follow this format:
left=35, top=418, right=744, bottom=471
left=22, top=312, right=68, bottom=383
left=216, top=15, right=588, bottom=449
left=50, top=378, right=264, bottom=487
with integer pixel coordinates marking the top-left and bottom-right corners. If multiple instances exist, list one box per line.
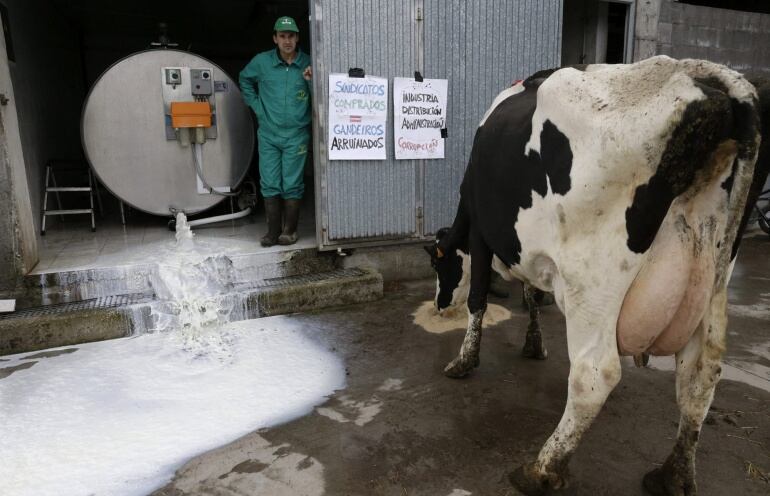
left=422, top=0, right=563, bottom=233
left=311, top=0, right=563, bottom=249
left=311, top=0, right=421, bottom=248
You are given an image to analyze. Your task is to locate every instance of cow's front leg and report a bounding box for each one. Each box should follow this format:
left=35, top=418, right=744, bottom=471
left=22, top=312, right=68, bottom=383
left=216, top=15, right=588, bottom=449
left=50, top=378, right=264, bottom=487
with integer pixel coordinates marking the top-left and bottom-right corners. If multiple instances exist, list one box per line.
left=643, top=289, right=727, bottom=496
left=443, top=308, right=484, bottom=377
left=444, top=228, right=493, bottom=378
left=509, top=291, right=622, bottom=494
left=521, top=283, right=548, bottom=360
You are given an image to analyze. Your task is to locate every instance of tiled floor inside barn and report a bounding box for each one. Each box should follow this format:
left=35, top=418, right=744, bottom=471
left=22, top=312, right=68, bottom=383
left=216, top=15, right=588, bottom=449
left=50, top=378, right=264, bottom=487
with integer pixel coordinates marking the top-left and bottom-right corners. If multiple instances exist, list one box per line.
left=32, top=207, right=317, bottom=274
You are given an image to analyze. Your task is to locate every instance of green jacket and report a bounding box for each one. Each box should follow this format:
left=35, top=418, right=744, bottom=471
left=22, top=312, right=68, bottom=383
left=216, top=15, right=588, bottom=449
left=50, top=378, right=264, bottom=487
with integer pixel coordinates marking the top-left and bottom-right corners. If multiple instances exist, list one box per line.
left=239, top=48, right=312, bottom=137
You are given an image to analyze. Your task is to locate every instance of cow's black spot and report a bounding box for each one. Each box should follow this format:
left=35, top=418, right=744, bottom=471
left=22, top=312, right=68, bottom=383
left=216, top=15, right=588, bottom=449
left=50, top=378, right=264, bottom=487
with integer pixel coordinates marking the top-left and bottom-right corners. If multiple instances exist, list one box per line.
left=694, top=76, right=728, bottom=95
left=541, top=121, right=573, bottom=195
left=721, top=160, right=737, bottom=194
left=719, top=96, right=754, bottom=196
left=463, top=77, right=573, bottom=266
left=524, top=68, right=560, bottom=88
left=625, top=82, right=733, bottom=254
left=524, top=65, right=587, bottom=89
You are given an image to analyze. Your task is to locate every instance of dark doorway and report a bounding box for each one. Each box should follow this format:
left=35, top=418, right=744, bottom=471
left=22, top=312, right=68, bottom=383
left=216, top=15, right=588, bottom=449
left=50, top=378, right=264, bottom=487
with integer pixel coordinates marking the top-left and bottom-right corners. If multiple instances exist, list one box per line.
left=561, top=0, right=631, bottom=65
left=606, top=2, right=628, bottom=63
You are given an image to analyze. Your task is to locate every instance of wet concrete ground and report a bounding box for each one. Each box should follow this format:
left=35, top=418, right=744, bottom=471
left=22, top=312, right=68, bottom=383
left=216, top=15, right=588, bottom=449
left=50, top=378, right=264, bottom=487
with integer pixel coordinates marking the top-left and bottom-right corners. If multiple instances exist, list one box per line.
left=156, top=233, right=770, bottom=496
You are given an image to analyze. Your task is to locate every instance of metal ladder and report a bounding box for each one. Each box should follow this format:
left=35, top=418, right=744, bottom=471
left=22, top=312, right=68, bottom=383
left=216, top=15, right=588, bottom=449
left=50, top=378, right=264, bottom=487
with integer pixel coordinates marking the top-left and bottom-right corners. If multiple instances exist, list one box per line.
left=40, top=161, right=101, bottom=235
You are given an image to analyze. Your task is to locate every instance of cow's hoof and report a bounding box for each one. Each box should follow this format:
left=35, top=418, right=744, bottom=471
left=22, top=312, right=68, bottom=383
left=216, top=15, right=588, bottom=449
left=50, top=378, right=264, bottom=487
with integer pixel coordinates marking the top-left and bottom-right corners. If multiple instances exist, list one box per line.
left=642, top=467, right=696, bottom=496
left=508, top=463, right=568, bottom=496
left=522, top=332, right=548, bottom=360
left=522, top=343, right=548, bottom=360
left=443, top=355, right=479, bottom=378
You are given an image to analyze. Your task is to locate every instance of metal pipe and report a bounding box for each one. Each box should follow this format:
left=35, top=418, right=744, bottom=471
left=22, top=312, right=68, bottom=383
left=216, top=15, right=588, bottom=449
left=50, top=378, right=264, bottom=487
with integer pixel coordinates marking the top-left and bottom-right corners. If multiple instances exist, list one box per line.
left=193, top=143, right=238, bottom=196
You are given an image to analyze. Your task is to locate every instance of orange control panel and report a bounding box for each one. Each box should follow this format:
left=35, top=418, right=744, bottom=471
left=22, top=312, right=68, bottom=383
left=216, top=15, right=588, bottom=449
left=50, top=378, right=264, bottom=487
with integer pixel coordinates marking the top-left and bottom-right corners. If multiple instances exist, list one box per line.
left=170, top=101, right=212, bottom=128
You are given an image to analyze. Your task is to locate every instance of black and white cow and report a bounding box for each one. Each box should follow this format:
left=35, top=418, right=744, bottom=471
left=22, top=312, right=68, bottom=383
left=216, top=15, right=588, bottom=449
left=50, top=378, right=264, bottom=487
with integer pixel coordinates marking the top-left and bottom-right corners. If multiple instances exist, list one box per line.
left=424, top=56, right=769, bottom=495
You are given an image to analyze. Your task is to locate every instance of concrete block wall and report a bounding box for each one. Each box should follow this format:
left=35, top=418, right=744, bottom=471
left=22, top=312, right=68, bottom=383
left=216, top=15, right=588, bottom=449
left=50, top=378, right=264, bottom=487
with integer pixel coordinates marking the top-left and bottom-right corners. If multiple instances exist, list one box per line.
left=0, top=4, right=37, bottom=292
left=656, top=0, right=770, bottom=76
left=0, top=126, right=21, bottom=292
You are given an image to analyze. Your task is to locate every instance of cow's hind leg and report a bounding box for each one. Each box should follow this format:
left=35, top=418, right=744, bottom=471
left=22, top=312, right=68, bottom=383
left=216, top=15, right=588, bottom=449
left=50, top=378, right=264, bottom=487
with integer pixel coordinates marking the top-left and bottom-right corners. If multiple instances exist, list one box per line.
left=522, top=283, right=548, bottom=360
left=444, top=228, right=493, bottom=378
left=509, top=288, right=622, bottom=495
left=643, top=288, right=727, bottom=496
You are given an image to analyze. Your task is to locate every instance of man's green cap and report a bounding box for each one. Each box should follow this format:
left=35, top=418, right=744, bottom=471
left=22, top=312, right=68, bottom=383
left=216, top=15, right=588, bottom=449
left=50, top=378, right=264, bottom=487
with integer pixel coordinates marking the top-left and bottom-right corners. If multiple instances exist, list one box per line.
left=274, top=16, right=299, bottom=33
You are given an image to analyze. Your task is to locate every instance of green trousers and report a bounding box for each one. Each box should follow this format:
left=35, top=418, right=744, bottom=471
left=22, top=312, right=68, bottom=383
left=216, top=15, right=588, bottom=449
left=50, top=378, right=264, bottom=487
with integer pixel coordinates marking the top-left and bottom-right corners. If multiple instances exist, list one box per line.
left=258, top=127, right=310, bottom=200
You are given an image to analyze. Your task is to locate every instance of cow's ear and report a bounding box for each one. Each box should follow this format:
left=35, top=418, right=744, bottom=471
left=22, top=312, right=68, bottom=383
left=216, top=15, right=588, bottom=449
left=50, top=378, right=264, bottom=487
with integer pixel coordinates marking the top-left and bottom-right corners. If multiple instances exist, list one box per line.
left=436, top=246, right=444, bottom=258
left=423, top=245, right=434, bottom=257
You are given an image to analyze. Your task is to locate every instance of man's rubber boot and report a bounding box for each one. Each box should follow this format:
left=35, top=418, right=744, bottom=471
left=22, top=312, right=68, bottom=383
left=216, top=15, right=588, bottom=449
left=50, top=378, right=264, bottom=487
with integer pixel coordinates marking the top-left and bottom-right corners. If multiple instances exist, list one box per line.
left=260, top=196, right=282, bottom=247
left=278, top=199, right=301, bottom=245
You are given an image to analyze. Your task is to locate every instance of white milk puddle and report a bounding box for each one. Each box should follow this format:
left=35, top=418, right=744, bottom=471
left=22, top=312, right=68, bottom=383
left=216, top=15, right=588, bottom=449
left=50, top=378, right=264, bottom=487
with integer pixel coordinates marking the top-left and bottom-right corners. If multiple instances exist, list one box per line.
left=0, top=317, right=345, bottom=496
left=411, top=300, right=512, bottom=334
left=0, top=214, right=347, bottom=496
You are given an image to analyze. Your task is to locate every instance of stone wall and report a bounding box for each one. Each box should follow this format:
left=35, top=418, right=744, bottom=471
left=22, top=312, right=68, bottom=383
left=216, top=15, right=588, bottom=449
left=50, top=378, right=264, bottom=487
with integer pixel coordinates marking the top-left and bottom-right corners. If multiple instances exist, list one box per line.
left=635, top=0, right=770, bottom=76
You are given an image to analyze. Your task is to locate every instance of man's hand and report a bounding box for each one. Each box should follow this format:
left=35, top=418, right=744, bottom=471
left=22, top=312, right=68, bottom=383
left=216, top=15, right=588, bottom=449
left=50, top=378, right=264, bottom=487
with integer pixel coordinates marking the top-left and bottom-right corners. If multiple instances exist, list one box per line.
left=303, top=66, right=312, bottom=81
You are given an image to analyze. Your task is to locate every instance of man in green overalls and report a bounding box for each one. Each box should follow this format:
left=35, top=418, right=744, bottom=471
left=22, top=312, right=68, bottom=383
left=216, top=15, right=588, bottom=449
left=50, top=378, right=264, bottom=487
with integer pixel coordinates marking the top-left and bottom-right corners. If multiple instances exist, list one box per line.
left=239, top=16, right=312, bottom=247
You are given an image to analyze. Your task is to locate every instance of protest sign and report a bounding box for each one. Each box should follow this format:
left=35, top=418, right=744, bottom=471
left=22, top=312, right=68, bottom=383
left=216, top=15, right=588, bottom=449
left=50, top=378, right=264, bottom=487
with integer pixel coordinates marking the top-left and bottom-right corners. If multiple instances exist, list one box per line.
left=393, top=77, right=448, bottom=160
left=328, top=74, right=388, bottom=160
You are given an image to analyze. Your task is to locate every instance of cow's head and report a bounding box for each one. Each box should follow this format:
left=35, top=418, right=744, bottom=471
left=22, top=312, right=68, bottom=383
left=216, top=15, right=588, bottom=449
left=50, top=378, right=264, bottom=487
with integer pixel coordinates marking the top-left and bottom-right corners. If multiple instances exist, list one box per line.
left=423, top=228, right=471, bottom=312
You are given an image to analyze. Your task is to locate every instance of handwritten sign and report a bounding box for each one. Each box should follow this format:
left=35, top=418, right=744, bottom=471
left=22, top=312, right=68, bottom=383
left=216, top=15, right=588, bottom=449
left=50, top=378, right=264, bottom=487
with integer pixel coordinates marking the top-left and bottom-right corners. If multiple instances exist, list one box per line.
left=328, top=74, right=388, bottom=160
left=393, top=77, right=448, bottom=160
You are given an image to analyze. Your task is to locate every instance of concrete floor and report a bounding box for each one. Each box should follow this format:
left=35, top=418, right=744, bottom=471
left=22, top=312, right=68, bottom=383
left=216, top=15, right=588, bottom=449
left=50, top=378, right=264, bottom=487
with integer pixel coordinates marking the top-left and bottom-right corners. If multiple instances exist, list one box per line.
left=154, top=230, right=770, bottom=496
left=33, top=205, right=317, bottom=274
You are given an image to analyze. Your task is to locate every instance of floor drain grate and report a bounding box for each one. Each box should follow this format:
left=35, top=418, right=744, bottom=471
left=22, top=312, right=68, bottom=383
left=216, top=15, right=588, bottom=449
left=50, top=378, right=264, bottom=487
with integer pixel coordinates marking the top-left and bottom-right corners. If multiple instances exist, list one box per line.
left=3, top=268, right=371, bottom=321
left=0, top=293, right=152, bottom=320
left=245, top=267, right=367, bottom=289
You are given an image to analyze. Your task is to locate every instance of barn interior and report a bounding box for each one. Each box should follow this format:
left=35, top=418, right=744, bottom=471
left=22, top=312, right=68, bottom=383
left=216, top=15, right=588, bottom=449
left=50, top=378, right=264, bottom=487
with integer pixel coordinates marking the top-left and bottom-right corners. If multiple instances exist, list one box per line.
left=5, top=0, right=313, bottom=273
left=561, top=0, right=634, bottom=66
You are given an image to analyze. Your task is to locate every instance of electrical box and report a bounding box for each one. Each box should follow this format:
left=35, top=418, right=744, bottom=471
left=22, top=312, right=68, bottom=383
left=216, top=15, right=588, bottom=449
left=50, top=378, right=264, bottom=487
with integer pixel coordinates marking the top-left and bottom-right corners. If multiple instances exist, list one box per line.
left=170, top=101, right=212, bottom=128
left=190, top=69, right=213, bottom=96
left=164, top=68, right=182, bottom=85
left=161, top=66, right=218, bottom=140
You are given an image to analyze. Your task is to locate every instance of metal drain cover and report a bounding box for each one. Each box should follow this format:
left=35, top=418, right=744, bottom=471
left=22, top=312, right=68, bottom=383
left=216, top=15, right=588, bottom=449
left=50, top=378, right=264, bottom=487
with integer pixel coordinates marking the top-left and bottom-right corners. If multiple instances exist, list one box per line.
left=0, top=293, right=151, bottom=321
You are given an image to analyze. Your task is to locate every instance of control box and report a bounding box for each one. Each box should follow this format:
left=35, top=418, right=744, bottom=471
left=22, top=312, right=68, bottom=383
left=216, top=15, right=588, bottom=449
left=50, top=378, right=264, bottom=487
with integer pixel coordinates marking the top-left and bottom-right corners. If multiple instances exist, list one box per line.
left=161, top=66, right=217, bottom=140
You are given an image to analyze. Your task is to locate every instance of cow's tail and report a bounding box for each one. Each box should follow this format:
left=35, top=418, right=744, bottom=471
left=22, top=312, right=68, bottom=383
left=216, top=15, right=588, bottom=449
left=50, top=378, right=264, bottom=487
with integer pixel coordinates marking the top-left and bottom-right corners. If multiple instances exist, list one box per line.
left=715, top=82, right=761, bottom=289
left=678, top=61, right=762, bottom=282
left=730, top=77, right=770, bottom=261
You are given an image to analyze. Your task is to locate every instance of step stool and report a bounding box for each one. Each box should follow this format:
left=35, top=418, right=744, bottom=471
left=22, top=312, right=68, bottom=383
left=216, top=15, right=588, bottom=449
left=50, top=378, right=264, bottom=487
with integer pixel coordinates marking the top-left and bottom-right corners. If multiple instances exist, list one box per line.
left=40, top=160, right=102, bottom=235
